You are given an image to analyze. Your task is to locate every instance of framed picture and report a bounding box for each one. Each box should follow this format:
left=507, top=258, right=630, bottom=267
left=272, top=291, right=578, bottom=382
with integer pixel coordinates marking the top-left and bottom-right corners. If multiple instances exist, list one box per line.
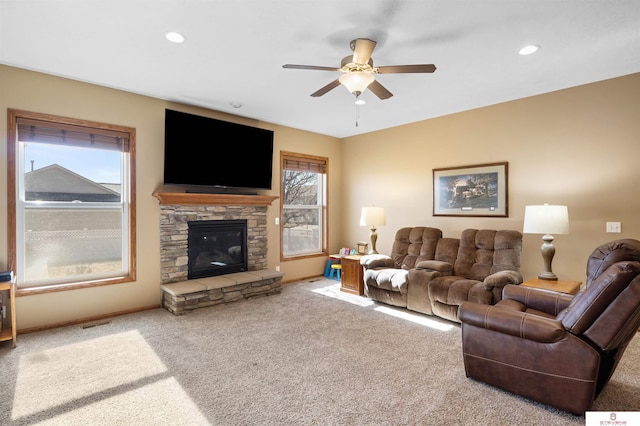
left=433, top=162, right=508, bottom=217
left=357, top=242, right=368, bottom=255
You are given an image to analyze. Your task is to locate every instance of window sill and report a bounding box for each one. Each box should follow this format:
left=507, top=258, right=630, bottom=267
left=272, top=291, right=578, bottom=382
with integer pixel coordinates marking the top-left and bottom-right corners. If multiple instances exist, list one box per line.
left=16, top=275, right=134, bottom=297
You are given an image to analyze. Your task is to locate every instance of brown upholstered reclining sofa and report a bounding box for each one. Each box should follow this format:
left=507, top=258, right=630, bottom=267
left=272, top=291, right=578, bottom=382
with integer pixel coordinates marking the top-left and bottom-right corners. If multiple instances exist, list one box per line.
left=360, top=227, right=523, bottom=323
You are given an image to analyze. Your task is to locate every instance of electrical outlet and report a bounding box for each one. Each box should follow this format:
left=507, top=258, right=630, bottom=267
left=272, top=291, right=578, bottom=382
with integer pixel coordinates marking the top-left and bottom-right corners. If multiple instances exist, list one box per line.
left=275, top=217, right=279, bottom=225
left=606, top=222, right=621, bottom=233
left=275, top=266, right=280, bottom=272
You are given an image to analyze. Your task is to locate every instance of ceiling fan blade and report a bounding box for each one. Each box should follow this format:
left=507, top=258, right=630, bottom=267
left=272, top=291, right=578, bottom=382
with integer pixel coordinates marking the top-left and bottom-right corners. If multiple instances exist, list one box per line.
left=310, top=79, right=342, bottom=97
left=376, top=64, right=437, bottom=74
left=352, top=38, right=377, bottom=65
left=283, top=64, right=340, bottom=72
left=367, top=80, right=393, bottom=100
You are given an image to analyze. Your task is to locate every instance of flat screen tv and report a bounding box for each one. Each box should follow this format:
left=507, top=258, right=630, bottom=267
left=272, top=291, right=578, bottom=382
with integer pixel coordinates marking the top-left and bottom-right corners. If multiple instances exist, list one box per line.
left=163, top=109, right=274, bottom=192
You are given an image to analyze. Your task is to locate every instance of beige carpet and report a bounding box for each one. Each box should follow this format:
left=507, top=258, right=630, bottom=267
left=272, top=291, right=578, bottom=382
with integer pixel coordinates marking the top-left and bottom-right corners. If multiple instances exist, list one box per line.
left=1, top=277, right=638, bottom=425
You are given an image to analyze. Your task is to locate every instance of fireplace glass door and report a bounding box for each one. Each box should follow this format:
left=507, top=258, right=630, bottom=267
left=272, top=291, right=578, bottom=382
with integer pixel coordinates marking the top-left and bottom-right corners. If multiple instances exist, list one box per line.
left=188, top=220, right=248, bottom=279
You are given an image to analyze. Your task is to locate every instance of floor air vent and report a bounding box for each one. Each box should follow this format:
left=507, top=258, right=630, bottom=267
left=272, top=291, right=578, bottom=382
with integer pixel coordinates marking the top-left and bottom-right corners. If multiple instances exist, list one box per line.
left=81, top=320, right=112, bottom=329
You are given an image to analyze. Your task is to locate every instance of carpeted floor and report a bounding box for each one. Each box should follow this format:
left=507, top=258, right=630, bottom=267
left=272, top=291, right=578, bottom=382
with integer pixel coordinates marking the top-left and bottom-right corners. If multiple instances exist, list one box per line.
left=0, top=277, right=638, bottom=425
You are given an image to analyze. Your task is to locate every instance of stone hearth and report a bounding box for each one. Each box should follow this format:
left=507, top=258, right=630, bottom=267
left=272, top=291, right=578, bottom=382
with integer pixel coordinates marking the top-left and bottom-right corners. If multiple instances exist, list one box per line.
left=161, top=270, right=284, bottom=315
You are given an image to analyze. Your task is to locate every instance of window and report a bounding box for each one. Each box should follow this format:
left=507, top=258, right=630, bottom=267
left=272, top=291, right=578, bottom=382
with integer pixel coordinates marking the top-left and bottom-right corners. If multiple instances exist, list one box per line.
left=7, top=109, right=136, bottom=292
left=280, top=152, right=328, bottom=259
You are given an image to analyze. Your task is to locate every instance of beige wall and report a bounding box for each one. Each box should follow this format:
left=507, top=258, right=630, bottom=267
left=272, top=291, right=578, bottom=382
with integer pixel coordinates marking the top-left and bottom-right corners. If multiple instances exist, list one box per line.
left=341, top=73, right=640, bottom=282
left=0, top=65, right=341, bottom=330
left=2, top=64, right=639, bottom=330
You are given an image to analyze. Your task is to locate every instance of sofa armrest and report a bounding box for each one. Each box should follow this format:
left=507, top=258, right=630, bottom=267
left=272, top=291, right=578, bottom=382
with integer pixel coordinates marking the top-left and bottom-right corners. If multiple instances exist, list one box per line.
left=415, top=260, right=453, bottom=274
left=360, top=254, right=395, bottom=269
left=459, top=301, right=567, bottom=343
left=482, top=270, right=523, bottom=290
left=502, top=284, right=574, bottom=315
left=408, top=267, right=442, bottom=283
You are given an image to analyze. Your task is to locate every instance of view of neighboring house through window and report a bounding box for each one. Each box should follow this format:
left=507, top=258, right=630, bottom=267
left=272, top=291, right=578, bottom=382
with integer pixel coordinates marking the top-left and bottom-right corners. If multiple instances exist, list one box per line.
left=7, top=110, right=136, bottom=291
left=281, top=152, right=327, bottom=258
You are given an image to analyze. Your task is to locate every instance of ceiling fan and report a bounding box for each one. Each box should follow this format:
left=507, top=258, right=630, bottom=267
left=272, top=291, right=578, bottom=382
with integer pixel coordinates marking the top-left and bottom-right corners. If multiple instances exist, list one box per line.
left=283, top=38, right=436, bottom=101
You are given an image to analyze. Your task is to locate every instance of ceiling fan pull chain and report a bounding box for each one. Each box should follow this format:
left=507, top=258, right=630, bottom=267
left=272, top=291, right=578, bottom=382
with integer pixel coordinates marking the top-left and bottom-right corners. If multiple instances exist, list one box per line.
left=355, top=103, right=359, bottom=127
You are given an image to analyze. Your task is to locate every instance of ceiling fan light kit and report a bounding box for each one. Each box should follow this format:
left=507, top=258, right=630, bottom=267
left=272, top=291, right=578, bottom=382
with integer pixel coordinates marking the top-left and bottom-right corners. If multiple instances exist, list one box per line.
left=283, top=38, right=436, bottom=101
left=339, top=71, right=375, bottom=96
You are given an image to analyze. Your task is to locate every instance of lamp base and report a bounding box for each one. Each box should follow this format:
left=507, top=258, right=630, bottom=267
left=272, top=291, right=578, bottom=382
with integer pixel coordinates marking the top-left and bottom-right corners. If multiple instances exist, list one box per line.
left=369, top=226, right=378, bottom=254
left=538, top=271, right=558, bottom=281
left=539, top=234, right=558, bottom=281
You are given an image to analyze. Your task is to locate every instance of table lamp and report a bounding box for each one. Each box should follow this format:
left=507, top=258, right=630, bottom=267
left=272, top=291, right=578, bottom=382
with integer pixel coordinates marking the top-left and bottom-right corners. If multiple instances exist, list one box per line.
left=360, top=206, right=386, bottom=254
left=523, top=204, right=569, bottom=281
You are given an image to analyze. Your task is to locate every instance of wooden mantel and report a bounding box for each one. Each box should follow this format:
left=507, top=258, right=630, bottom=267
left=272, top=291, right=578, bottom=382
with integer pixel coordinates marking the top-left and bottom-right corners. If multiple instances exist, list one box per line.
left=153, top=191, right=278, bottom=206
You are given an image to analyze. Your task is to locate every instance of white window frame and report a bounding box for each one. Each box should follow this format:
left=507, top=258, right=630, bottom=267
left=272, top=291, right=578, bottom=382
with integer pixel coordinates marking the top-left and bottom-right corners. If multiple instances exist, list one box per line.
left=7, top=109, right=136, bottom=294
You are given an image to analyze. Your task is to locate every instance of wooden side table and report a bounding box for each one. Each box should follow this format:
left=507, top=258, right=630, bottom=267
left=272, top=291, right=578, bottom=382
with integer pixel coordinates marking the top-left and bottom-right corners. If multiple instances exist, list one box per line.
left=0, top=280, right=17, bottom=348
left=521, top=277, right=582, bottom=295
left=340, top=255, right=364, bottom=296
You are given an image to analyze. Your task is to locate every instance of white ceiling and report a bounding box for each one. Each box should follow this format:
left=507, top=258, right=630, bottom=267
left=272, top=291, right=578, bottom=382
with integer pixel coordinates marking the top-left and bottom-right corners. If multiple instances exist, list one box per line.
left=1, top=1, right=639, bottom=138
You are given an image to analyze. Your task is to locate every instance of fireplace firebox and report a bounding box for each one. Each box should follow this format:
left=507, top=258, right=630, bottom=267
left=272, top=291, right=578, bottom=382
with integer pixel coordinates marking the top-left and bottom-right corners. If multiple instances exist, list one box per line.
left=188, top=220, right=248, bottom=279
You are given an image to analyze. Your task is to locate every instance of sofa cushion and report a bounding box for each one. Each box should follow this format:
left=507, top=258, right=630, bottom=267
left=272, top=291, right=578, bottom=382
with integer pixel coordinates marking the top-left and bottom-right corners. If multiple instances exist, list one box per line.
left=434, top=237, right=460, bottom=265
left=429, top=276, right=481, bottom=305
left=364, top=268, right=409, bottom=294
left=454, top=229, right=495, bottom=280
left=492, top=230, right=524, bottom=273
left=454, top=229, right=522, bottom=280
left=390, top=227, right=413, bottom=268
left=390, top=227, right=442, bottom=270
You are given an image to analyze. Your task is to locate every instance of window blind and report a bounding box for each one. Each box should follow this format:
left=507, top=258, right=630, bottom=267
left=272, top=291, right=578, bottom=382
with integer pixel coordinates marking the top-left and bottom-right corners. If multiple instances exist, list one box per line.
left=283, top=155, right=326, bottom=173
left=17, top=117, right=130, bottom=152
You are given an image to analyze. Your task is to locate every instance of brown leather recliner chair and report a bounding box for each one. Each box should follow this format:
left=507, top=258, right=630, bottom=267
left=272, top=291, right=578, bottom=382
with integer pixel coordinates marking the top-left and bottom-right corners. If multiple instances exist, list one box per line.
left=458, top=239, right=640, bottom=414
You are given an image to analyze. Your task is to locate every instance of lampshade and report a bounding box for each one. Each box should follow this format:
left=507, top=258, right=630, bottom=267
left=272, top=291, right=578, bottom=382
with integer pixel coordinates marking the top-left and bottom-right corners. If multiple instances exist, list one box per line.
left=339, top=71, right=375, bottom=95
left=523, top=204, right=569, bottom=235
left=360, top=206, right=386, bottom=227
left=523, top=204, right=569, bottom=281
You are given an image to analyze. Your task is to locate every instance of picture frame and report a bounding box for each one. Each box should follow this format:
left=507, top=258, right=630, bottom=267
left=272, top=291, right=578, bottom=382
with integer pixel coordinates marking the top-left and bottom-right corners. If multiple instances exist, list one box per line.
left=433, top=162, right=508, bottom=217
left=357, top=242, right=368, bottom=255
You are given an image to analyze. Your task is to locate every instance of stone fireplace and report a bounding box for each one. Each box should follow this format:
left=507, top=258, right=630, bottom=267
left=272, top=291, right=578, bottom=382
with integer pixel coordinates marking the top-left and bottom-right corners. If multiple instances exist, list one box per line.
left=154, top=191, right=283, bottom=314
left=158, top=202, right=269, bottom=284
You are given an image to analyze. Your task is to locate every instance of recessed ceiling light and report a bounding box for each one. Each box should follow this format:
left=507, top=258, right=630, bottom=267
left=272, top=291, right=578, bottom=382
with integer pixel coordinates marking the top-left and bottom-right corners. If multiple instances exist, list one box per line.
left=519, top=45, right=540, bottom=55
left=229, top=102, right=242, bottom=109
left=165, top=32, right=186, bottom=43
left=355, top=98, right=366, bottom=105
